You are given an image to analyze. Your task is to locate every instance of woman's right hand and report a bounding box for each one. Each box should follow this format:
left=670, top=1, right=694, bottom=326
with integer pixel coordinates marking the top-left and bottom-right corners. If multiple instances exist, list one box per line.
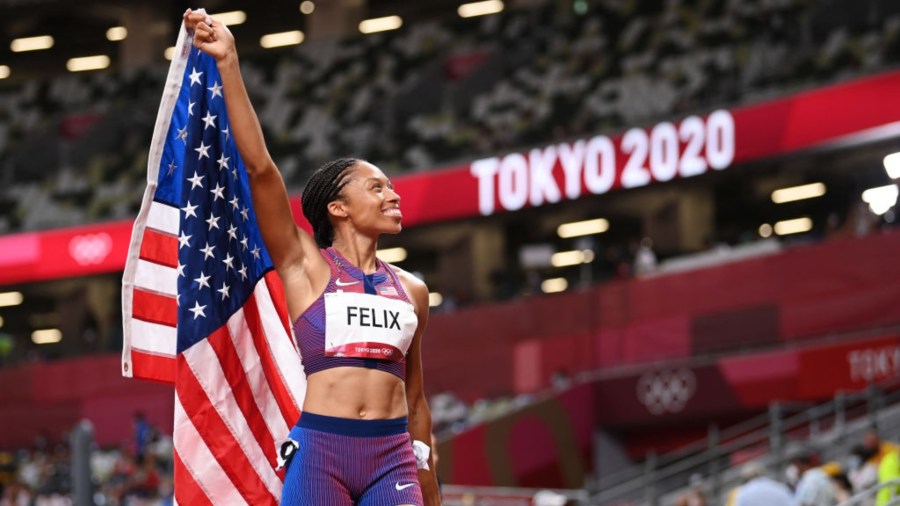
left=183, top=9, right=237, bottom=63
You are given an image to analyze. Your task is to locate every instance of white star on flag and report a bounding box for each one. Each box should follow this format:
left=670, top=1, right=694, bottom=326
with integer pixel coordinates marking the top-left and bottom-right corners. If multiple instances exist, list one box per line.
left=206, top=213, right=220, bottom=231
left=193, top=271, right=211, bottom=290
left=200, top=242, right=216, bottom=260
left=187, top=171, right=204, bottom=189
left=195, top=141, right=211, bottom=160
left=188, top=301, right=206, bottom=319
left=208, top=81, right=224, bottom=99
left=202, top=111, right=217, bottom=129
left=178, top=231, right=192, bottom=249
left=217, top=153, right=230, bottom=171
left=181, top=201, right=198, bottom=219
left=189, top=67, right=203, bottom=86
left=210, top=183, right=225, bottom=201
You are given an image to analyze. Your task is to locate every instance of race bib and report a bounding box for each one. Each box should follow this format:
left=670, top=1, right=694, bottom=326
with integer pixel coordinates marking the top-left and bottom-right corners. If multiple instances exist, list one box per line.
left=324, top=292, right=417, bottom=361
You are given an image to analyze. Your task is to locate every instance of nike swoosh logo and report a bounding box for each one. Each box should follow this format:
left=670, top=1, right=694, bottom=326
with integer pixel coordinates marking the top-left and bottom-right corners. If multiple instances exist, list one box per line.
left=395, top=482, right=416, bottom=491
left=335, top=279, right=359, bottom=286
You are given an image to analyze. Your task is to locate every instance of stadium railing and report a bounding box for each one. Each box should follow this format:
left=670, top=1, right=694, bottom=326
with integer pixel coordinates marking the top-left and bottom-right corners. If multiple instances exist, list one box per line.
left=590, top=380, right=900, bottom=506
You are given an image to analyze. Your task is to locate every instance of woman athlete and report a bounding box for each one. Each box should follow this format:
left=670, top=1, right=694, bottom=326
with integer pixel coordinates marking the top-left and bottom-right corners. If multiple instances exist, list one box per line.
left=184, top=10, right=441, bottom=506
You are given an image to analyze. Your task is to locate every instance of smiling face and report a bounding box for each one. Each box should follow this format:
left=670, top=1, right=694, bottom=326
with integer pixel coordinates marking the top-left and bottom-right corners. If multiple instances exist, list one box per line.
left=327, top=161, right=402, bottom=239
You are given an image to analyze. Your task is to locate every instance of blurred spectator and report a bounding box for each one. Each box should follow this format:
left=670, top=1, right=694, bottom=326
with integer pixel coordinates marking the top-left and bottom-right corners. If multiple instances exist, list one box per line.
left=850, top=444, right=881, bottom=497
left=132, top=412, right=150, bottom=459
left=863, top=426, right=899, bottom=468
left=633, top=237, right=658, bottom=277
left=876, top=444, right=900, bottom=506
left=733, top=461, right=793, bottom=506
left=125, top=453, right=161, bottom=504
left=430, top=389, right=469, bottom=432
left=0, top=480, right=32, bottom=506
left=676, top=473, right=708, bottom=506
left=822, top=461, right=853, bottom=503
left=851, top=426, right=900, bottom=501
left=788, top=448, right=837, bottom=506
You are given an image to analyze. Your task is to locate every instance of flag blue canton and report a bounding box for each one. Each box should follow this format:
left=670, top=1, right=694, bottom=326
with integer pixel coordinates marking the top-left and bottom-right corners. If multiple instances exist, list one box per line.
left=155, top=47, right=274, bottom=353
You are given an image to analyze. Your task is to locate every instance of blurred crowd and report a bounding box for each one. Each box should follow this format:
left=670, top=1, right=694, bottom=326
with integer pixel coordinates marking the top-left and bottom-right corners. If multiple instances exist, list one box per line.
left=677, top=427, right=900, bottom=506
left=0, top=415, right=174, bottom=506
left=1, top=0, right=899, bottom=233
left=429, top=368, right=574, bottom=436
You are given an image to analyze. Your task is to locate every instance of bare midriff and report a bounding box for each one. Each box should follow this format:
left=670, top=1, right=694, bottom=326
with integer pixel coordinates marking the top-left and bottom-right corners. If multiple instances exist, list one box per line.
left=302, top=366, right=407, bottom=419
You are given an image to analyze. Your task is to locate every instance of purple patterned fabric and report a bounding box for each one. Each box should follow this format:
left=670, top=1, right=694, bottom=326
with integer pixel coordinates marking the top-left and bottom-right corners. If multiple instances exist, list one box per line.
left=280, top=413, right=422, bottom=505
left=293, top=248, right=412, bottom=380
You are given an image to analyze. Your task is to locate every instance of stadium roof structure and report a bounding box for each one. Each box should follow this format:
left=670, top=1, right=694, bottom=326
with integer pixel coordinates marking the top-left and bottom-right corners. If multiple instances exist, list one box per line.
left=0, top=0, right=504, bottom=82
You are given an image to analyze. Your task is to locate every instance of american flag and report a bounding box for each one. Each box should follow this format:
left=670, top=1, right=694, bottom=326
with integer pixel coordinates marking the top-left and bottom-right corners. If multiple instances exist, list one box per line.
left=122, top=20, right=305, bottom=505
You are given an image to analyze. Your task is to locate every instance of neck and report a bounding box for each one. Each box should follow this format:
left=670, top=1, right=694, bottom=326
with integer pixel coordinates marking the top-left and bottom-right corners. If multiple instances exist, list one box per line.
left=331, top=233, right=379, bottom=274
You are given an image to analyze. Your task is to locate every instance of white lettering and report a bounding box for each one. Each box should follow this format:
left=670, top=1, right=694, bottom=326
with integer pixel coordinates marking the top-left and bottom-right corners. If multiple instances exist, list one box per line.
left=621, top=128, right=651, bottom=188
left=471, top=157, right=500, bottom=215
left=706, top=109, right=735, bottom=170
left=584, top=135, right=616, bottom=195
left=678, top=116, right=707, bottom=177
left=848, top=345, right=900, bottom=382
left=558, top=140, right=586, bottom=199
left=650, top=122, right=679, bottom=182
left=498, top=153, right=529, bottom=211
left=528, top=146, right=561, bottom=207
left=469, top=112, right=738, bottom=214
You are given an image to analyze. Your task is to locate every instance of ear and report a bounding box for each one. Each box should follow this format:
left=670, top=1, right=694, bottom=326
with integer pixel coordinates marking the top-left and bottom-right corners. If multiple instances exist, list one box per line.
left=327, top=199, right=348, bottom=219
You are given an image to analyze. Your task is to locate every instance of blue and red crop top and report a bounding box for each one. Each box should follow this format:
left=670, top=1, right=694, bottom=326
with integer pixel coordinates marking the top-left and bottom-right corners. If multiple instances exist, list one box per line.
left=292, top=247, right=416, bottom=381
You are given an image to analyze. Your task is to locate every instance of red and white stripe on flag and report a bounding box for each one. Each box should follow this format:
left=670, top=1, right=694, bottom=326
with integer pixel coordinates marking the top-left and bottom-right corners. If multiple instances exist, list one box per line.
left=122, top=16, right=305, bottom=505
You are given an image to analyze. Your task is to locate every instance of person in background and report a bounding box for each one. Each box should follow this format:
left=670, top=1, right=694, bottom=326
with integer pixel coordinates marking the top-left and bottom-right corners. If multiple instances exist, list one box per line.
left=733, top=461, right=793, bottom=506
left=863, top=427, right=899, bottom=470
left=821, top=461, right=852, bottom=503
left=850, top=444, right=881, bottom=497
left=676, top=473, right=708, bottom=506
left=876, top=444, right=899, bottom=506
left=788, top=448, right=837, bottom=506
left=633, top=237, right=658, bottom=276
left=132, top=412, right=150, bottom=459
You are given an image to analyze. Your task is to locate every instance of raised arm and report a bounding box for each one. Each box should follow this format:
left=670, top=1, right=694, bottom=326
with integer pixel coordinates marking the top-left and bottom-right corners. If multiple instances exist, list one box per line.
left=184, top=10, right=327, bottom=315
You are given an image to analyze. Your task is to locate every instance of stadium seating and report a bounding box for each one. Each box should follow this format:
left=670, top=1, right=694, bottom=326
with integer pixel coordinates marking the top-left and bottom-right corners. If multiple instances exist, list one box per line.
left=1, top=0, right=899, bottom=233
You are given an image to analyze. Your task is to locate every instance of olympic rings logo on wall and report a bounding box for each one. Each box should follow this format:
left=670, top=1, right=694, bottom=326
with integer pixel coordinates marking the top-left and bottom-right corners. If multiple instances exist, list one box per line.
left=636, top=368, right=697, bottom=415
left=68, top=233, right=113, bottom=266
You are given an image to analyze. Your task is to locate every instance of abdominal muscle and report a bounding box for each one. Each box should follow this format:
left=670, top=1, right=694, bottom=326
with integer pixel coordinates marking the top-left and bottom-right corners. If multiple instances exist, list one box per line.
left=302, top=366, right=408, bottom=419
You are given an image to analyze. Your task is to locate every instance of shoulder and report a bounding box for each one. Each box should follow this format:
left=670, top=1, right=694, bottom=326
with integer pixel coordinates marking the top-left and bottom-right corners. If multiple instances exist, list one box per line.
left=389, top=264, right=429, bottom=306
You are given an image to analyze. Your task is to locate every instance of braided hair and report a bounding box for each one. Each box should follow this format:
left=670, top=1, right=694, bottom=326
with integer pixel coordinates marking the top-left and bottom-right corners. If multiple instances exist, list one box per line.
left=301, top=158, right=359, bottom=248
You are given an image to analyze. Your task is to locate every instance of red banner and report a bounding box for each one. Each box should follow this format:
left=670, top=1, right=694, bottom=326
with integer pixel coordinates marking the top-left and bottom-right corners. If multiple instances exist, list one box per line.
left=4, top=71, right=900, bottom=283
left=0, top=220, right=133, bottom=285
